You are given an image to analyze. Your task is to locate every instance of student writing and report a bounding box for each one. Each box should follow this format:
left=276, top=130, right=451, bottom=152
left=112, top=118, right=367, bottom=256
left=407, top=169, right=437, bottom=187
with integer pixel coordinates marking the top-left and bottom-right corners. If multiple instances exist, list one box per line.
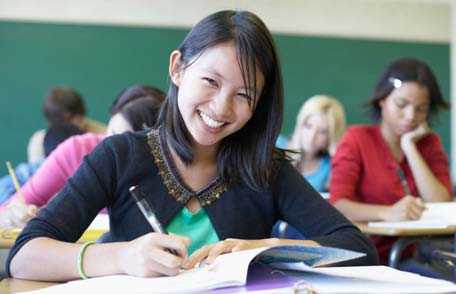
left=7, top=10, right=378, bottom=281
left=0, top=85, right=165, bottom=229
left=329, top=57, right=452, bottom=263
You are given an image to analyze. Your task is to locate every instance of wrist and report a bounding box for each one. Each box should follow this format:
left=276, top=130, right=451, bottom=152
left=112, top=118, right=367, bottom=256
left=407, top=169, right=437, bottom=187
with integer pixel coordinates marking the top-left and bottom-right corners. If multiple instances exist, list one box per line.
left=401, top=139, right=417, bottom=154
left=115, top=242, right=129, bottom=274
left=377, top=206, right=391, bottom=221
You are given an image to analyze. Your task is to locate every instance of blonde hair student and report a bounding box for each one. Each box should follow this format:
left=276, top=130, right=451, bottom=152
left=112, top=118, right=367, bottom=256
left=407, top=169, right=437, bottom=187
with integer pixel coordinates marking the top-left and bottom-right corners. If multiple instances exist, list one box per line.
left=289, top=95, right=346, bottom=156
left=7, top=10, right=377, bottom=281
left=288, top=95, right=346, bottom=192
left=272, top=95, right=346, bottom=240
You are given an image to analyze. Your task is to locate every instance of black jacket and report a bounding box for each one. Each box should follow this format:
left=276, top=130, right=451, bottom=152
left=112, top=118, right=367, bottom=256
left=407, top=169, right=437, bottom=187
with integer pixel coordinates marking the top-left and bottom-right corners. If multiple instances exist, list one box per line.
left=7, top=129, right=378, bottom=275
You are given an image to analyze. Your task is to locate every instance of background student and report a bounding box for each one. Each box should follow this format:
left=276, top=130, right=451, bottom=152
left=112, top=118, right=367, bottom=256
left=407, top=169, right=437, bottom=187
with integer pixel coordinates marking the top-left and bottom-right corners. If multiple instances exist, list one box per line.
left=0, top=123, right=84, bottom=205
left=0, top=84, right=165, bottom=229
left=7, top=10, right=377, bottom=281
left=287, top=95, right=346, bottom=192
left=27, top=86, right=106, bottom=163
left=329, top=57, right=451, bottom=264
left=273, top=95, right=346, bottom=239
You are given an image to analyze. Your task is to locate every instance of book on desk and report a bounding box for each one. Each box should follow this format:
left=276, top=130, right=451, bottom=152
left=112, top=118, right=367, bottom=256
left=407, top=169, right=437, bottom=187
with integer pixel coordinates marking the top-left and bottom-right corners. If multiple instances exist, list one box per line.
left=11, top=243, right=456, bottom=293
left=21, top=244, right=363, bottom=293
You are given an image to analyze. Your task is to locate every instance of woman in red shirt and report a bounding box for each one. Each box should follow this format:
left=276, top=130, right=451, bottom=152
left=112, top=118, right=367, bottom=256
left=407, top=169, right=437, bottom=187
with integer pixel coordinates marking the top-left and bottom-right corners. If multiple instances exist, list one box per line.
left=329, top=58, right=452, bottom=263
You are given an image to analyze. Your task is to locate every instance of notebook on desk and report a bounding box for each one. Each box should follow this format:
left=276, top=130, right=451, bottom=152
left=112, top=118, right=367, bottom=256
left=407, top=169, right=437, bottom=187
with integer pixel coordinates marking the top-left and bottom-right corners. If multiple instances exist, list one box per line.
left=368, top=202, right=456, bottom=229
left=22, top=244, right=363, bottom=293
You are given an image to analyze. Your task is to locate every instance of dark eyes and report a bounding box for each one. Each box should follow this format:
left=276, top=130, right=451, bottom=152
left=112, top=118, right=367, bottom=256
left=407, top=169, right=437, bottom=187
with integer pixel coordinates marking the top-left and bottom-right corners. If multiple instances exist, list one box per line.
left=395, top=101, right=406, bottom=108
left=202, top=77, right=252, bottom=101
left=202, top=77, right=218, bottom=87
left=237, top=92, right=252, bottom=101
left=394, top=100, right=429, bottom=113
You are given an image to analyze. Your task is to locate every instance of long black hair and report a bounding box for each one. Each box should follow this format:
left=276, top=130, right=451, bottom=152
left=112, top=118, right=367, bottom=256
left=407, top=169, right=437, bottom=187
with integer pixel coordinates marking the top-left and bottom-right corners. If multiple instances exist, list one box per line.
left=111, top=84, right=166, bottom=131
left=158, top=10, right=284, bottom=191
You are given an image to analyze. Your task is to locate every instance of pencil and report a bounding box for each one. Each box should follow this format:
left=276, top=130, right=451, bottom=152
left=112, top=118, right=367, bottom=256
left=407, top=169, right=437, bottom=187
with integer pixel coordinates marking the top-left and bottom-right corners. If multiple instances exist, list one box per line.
left=6, top=161, right=25, bottom=203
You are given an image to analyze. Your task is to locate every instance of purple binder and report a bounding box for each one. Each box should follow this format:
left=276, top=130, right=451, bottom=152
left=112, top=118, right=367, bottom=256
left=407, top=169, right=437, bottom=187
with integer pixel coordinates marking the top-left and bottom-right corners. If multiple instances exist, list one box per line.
left=209, top=263, right=299, bottom=293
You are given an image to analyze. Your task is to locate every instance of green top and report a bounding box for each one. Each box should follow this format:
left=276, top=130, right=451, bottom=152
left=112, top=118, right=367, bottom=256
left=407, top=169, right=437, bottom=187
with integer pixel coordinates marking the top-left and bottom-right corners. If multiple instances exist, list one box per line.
left=166, top=207, right=219, bottom=255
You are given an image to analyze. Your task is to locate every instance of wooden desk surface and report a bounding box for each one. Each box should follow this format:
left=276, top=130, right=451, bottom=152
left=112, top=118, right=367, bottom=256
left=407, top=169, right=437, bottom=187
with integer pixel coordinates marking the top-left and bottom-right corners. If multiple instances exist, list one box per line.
left=0, top=278, right=57, bottom=293
left=356, top=223, right=456, bottom=236
left=0, top=229, right=106, bottom=249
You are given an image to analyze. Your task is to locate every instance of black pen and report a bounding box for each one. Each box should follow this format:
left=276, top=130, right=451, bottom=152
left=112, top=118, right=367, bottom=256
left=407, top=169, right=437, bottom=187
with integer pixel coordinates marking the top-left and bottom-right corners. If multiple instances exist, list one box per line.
left=129, top=185, right=179, bottom=256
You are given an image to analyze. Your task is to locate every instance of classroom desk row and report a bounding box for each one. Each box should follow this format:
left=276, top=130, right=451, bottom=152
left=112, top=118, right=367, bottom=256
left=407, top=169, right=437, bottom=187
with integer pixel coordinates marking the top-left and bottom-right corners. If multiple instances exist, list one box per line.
left=0, top=228, right=106, bottom=249
left=1, top=223, right=456, bottom=293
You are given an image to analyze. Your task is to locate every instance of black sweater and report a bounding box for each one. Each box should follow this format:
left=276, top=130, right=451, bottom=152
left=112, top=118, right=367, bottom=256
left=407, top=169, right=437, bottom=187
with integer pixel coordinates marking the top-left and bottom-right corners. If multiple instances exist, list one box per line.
left=7, top=130, right=378, bottom=275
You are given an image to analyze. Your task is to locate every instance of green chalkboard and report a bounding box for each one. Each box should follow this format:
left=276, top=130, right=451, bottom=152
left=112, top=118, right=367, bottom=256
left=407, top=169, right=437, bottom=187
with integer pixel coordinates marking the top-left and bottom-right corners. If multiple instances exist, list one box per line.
left=0, top=21, right=450, bottom=168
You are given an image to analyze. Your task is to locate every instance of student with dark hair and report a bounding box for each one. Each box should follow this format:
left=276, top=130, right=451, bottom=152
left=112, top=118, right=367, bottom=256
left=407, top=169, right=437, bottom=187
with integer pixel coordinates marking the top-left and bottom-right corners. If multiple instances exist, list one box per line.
left=27, top=87, right=106, bottom=163
left=43, top=123, right=85, bottom=157
left=330, top=57, right=451, bottom=264
left=8, top=10, right=377, bottom=281
left=0, top=85, right=165, bottom=229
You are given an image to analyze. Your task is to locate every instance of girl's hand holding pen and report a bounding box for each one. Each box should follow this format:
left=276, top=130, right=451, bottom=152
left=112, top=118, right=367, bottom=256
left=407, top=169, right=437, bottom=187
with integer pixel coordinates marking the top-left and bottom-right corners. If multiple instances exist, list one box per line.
left=119, top=232, right=190, bottom=277
left=0, top=198, right=38, bottom=229
left=384, top=195, right=425, bottom=221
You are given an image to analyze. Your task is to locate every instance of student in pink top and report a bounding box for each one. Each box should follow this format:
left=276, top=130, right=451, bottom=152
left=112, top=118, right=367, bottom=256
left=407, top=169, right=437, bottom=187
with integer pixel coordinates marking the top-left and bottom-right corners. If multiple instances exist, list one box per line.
left=0, top=85, right=165, bottom=228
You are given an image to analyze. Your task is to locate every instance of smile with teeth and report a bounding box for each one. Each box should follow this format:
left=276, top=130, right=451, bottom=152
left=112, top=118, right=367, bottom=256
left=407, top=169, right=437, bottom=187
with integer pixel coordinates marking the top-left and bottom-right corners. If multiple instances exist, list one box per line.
left=199, top=111, right=226, bottom=128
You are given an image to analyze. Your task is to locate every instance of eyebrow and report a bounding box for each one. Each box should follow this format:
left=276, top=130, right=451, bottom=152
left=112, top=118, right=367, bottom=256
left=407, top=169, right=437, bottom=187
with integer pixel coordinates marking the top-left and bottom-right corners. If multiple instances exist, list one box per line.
left=394, top=96, right=429, bottom=106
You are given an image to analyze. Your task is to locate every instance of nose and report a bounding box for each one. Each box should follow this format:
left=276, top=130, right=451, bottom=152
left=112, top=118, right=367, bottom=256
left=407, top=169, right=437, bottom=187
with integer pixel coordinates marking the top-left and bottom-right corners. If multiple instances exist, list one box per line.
left=308, top=128, right=317, bottom=142
left=403, top=106, right=417, bottom=122
left=212, top=90, right=233, bottom=117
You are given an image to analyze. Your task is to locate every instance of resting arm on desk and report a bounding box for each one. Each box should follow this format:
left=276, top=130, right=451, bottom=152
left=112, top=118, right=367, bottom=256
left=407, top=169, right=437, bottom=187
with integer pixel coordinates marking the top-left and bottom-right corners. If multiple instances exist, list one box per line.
left=7, top=138, right=191, bottom=281
left=9, top=234, right=190, bottom=281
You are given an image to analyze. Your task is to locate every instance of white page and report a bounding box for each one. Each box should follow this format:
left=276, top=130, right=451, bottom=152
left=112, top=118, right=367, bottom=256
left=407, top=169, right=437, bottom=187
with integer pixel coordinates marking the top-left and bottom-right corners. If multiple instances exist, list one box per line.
left=270, top=265, right=456, bottom=293
left=87, top=214, right=109, bottom=230
left=21, top=247, right=268, bottom=294
left=368, top=219, right=450, bottom=229
left=368, top=202, right=456, bottom=228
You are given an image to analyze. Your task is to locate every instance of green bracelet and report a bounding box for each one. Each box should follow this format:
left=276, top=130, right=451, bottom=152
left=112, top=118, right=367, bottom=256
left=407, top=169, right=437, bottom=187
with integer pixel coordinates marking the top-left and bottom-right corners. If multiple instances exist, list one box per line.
left=77, top=241, right=95, bottom=279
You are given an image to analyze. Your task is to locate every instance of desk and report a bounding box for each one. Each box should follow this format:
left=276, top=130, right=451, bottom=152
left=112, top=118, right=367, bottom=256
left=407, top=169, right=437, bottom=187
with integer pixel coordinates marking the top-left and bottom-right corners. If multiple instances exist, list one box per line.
left=0, top=278, right=56, bottom=293
left=357, top=223, right=456, bottom=237
left=3, top=265, right=456, bottom=294
left=0, top=229, right=106, bottom=249
left=0, top=228, right=107, bottom=279
left=357, top=223, right=456, bottom=280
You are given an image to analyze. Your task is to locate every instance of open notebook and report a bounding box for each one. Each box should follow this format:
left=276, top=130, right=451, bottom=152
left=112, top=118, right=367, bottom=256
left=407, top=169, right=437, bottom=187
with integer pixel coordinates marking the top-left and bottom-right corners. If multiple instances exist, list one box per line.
left=368, top=202, right=456, bottom=229
left=23, top=245, right=364, bottom=294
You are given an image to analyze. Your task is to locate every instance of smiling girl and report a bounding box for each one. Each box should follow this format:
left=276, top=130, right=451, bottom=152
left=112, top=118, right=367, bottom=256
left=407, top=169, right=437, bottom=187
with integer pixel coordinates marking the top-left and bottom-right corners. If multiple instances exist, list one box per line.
left=7, top=10, right=377, bottom=281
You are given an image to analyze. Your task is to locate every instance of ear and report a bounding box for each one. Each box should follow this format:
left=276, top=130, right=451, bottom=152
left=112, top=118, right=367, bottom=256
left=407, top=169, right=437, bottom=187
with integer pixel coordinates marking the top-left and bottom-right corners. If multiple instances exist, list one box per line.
left=169, top=50, right=183, bottom=87
left=378, top=98, right=385, bottom=108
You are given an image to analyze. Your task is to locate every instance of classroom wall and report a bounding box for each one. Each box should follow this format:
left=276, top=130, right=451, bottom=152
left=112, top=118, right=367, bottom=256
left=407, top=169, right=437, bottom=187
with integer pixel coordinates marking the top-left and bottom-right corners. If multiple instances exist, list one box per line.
left=0, top=0, right=451, bottom=42
left=0, top=0, right=453, bottom=179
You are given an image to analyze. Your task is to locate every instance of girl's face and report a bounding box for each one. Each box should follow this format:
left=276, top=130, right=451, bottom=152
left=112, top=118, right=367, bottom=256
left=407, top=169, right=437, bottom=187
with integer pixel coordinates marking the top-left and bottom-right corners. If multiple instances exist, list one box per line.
left=380, top=81, right=430, bottom=137
left=170, top=42, right=264, bottom=148
left=106, top=113, right=133, bottom=136
left=299, top=113, right=329, bottom=156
